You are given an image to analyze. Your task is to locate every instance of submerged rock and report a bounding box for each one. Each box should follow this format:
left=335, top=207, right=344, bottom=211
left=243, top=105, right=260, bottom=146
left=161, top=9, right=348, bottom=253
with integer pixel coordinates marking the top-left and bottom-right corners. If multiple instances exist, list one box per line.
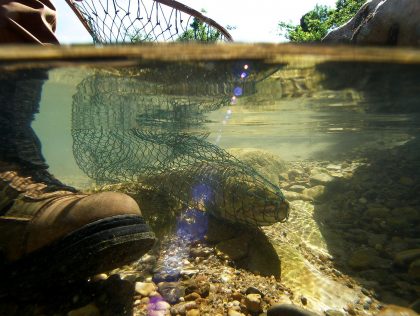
left=267, top=304, right=319, bottom=316
left=245, top=293, right=262, bottom=313
left=394, top=249, right=420, bottom=266
left=375, top=304, right=418, bottom=316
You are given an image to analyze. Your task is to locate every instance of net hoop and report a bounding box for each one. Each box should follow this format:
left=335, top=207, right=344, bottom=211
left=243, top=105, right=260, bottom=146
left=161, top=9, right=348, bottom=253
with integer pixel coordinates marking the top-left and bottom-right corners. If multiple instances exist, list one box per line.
left=65, top=0, right=233, bottom=43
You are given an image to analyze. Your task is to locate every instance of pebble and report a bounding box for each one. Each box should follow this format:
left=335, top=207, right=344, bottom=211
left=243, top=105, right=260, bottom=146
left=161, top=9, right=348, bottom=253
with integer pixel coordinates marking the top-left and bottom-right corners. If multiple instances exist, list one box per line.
left=158, top=282, right=185, bottom=304
left=245, top=294, right=262, bottom=313
left=186, top=309, right=200, bottom=316
left=267, top=304, right=319, bottom=316
left=184, top=280, right=210, bottom=298
left=228, top=309, right=246, bottom=316
left=232, top=292, right=244, bottom=301
left=184, top=292, right=201, bottom=301
left=170, top=301, right=197, bottom=315
left=91, top=273, right=108, bottom=282
left=67, top=303, right=100, bottom=316
left=135, top=281, right=157, bottom=296
left=245, top=286, right=265, bottom=297
left=180, top=269, right=200, bottom=277
left=154, top=300, right=171, bottom=311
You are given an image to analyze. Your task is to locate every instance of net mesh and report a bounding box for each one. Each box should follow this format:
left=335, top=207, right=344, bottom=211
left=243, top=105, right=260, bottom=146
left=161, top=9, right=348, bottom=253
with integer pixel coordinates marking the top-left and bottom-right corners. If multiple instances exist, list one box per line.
left=71, top=63, right=289, bottom=226
left=66, top=0, right=233, bottom=43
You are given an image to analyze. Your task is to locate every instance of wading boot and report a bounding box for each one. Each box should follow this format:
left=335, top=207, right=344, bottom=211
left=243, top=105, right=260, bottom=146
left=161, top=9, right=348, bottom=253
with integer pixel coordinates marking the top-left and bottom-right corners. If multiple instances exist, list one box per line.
left=0, top=163, right=156, bottom=297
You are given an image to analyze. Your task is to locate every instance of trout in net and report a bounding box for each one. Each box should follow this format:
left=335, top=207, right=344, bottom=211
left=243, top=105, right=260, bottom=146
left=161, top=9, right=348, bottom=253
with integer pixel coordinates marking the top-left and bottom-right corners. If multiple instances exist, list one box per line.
left=71, top=63, right=289, bottom=227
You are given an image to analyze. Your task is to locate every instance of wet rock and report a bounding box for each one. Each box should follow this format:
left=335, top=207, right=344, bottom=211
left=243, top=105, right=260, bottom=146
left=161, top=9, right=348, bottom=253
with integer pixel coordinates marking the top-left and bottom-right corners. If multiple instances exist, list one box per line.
left=190, top=246, right=213, bottom=258
left=91, top=273, right=108, bottom=282
left=183, top=279, right=210, bottom=298
left=348, top=248, right=391, bottom=270
left=326, top=164, right=341, bottom=171
left=245, top=293, right=262, bottom=314
left=67, top=303, right=100, bottom=316
left=184, top=292, right=201, bottom=301
left=302, top=185, right=325, bottom=200
left=323, top=0, right=420, bottom=46
left=186, top=309, right=200, bottom=316
left=375, top=304, right=418, bottom=316
left=310, top=172, right=334, bottom=185
left=289, top=184, right=306, bottom=193
left=170, top=301, right=197, bottom=315
left=148, top=298, right=171, bottom=316
left=288, top=169, right=304, bottom=181
left=364, top=205, right=390, bottom=219
left=157, top=282, right=185, bottom=304
left=325, top=310, right=345, bottom=316
left=391, top=207, right=419, bottom=222
left=135, top=282, right=157, bottom=297
left=267, top=304, right=319, bottom=316
left=228, top=310, right=245, bottom=316
left=245, top=286, right=265, bottom=297
left=367, top=233, right=387, bottom=248
left=283, top=191, right=313, bottom=202
left=394, top=249, right=420, bottom=266
left=215, top=235, right=250, bottom=260
left=408, top=259, right=420, bottom=279
left=152, top=270, right=181, bottom=283
left=180, top=268, right=200, bottom=277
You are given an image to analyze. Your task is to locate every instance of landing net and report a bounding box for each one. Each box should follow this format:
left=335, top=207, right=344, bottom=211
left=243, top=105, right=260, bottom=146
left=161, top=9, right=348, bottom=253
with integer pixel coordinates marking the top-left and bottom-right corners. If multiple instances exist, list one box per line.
left=65, top=0, right=233, bottom=43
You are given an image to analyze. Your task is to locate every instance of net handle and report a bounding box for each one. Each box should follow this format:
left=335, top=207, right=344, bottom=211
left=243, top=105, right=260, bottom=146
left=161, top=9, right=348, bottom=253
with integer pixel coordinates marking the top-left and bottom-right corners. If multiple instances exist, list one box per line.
left=156, top=0, right=233, bottom=42
left=64, top=0, right=97, bottom=42
left=64, top=0, right=234, bottom=43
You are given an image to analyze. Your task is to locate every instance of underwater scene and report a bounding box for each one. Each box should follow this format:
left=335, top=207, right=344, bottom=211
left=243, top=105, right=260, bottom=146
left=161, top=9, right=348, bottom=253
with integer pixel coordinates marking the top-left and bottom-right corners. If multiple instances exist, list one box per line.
left=0, top=44, right=419, bottom=315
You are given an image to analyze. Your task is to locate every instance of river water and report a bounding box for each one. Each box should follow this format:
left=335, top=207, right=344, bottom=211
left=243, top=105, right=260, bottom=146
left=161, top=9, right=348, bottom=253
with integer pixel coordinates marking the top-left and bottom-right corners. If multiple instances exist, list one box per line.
left=1, top=44, right=419, bottom=314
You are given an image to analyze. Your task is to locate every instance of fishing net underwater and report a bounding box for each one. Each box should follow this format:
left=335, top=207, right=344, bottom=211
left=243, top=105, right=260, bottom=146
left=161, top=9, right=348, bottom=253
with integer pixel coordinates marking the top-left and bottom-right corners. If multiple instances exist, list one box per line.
left=71, top=64, right=289, bottom=227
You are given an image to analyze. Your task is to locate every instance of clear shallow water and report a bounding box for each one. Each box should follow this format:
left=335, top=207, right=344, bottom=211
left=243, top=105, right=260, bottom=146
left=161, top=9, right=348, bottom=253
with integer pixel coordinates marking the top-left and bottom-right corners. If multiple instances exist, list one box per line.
left=2, top=44, right=420, bottom=313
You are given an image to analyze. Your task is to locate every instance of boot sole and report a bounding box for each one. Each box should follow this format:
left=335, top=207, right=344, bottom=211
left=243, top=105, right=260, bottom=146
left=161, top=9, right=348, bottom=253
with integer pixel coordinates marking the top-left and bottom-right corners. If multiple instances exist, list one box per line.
left=0, top=214, right=156, bottom=298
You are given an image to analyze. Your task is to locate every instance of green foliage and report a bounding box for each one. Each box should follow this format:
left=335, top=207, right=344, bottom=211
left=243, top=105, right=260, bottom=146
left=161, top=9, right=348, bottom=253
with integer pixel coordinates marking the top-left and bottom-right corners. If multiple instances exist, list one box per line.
left=278, top=0, right=366, bottom=42
left=177, top=17, right=221, bottom=42
left=127, top=28, right=154, bottom=43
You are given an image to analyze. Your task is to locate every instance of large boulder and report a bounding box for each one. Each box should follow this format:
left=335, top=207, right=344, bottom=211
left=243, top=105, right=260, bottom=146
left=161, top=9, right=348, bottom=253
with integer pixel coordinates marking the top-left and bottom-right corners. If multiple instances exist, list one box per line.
left=323, top=0, right=420, bottom=46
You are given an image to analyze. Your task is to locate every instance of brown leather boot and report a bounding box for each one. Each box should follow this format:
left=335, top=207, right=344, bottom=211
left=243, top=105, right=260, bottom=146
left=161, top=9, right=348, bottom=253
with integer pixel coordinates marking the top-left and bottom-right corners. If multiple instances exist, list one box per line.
left=0, top=163, right=155, bottom=296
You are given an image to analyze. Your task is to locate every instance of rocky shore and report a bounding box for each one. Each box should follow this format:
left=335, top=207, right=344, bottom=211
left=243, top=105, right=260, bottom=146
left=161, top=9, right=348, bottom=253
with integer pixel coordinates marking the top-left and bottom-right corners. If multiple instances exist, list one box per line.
left=1, top=138, right=419, bottom=316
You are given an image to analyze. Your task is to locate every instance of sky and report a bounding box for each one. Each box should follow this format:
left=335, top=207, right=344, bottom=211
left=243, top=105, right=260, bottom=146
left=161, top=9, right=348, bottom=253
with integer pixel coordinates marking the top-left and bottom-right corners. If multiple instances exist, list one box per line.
left=56, top=0, right=338, bottom=44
